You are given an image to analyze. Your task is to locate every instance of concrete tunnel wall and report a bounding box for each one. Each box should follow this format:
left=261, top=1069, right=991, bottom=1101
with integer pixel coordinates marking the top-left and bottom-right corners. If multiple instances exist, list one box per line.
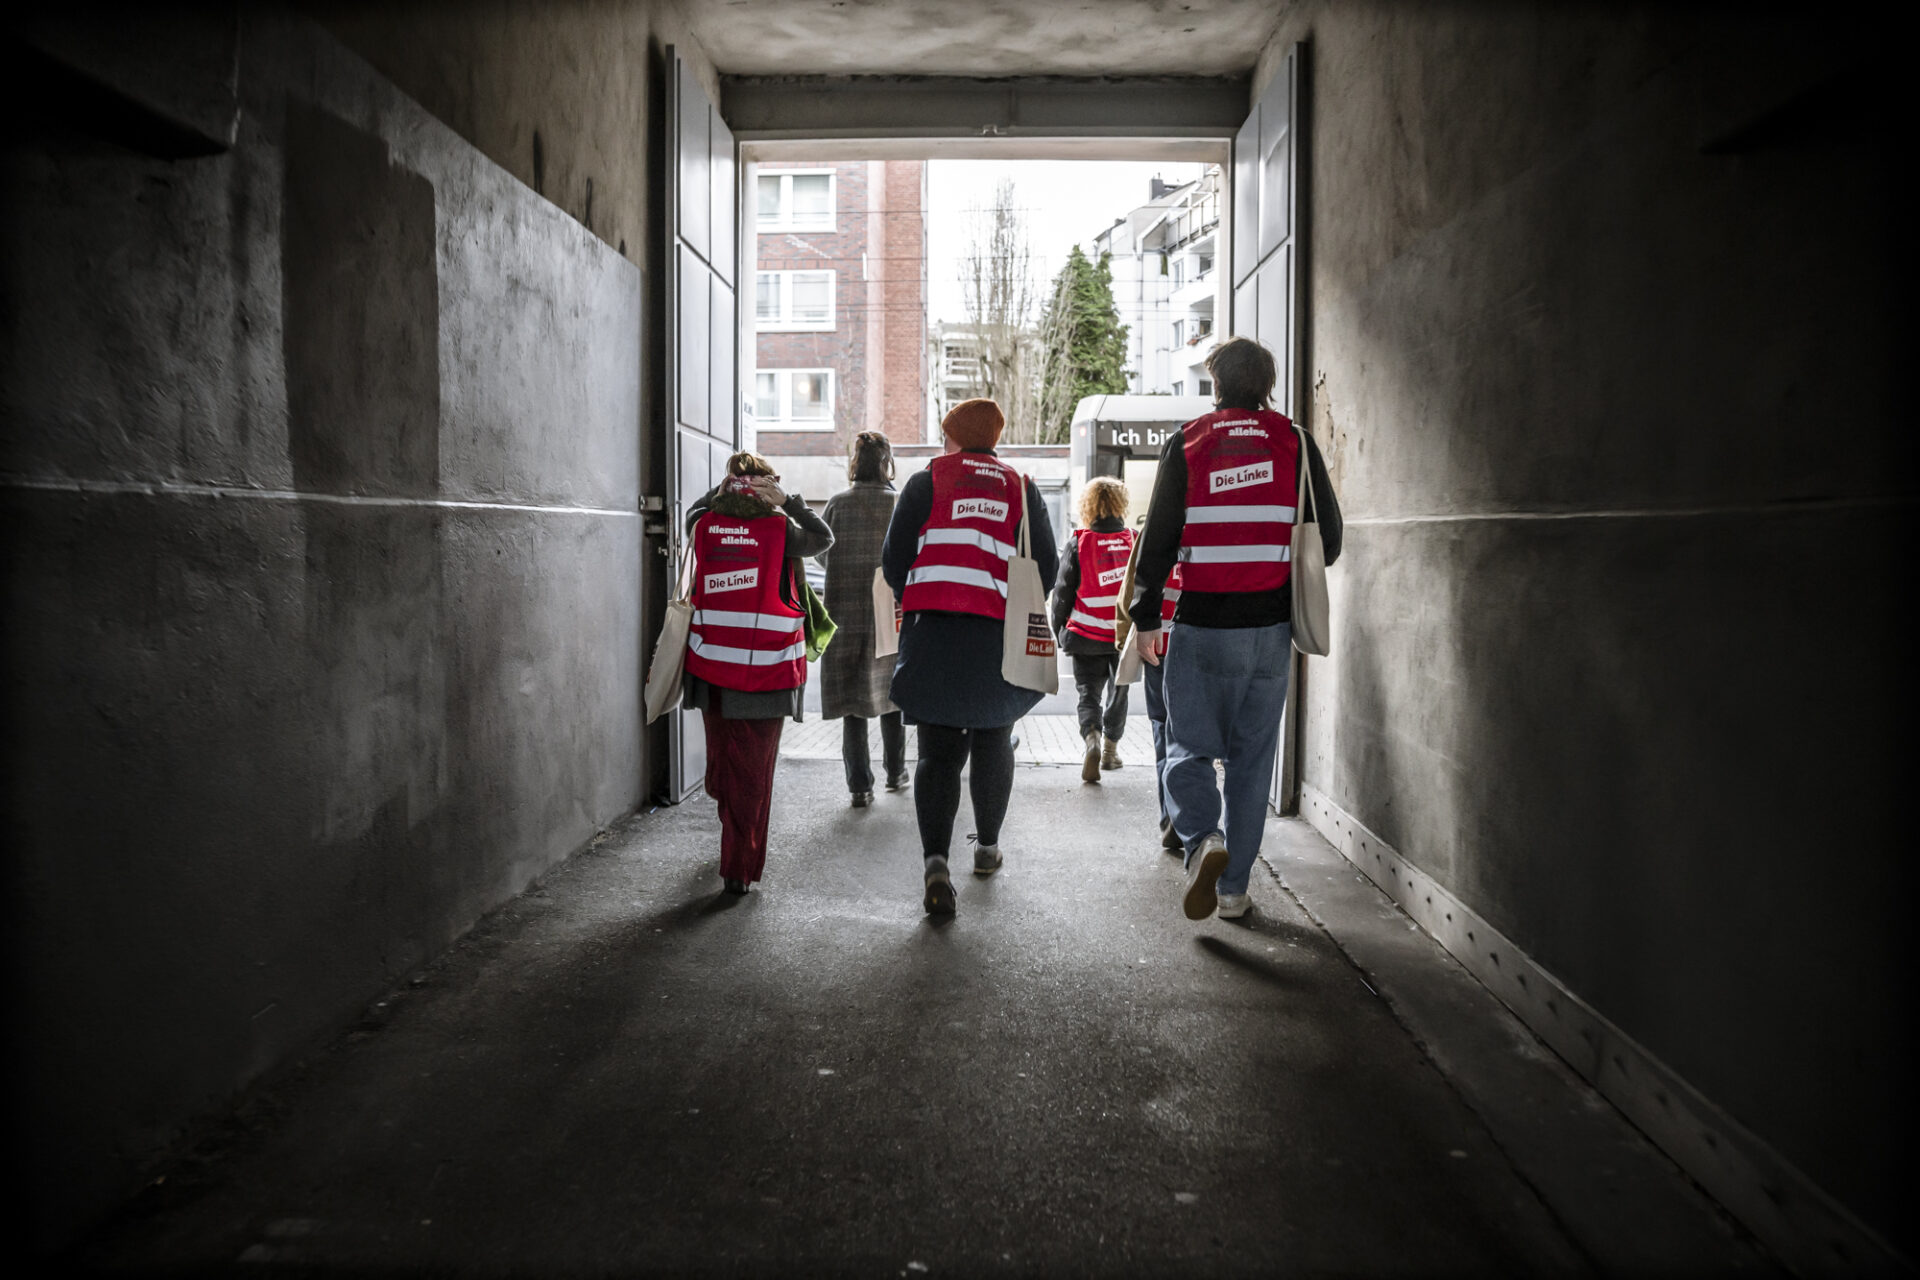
left=1252, top=1, right=1911, bottom=1256
left=4, top=0, right=1911, bottom=1260
left=2, top=3, right=719, bottom=1243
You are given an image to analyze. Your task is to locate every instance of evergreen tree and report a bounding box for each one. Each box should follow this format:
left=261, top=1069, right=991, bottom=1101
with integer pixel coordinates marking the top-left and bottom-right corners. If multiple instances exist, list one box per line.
left=1035, top=246, right=1131, bottom=443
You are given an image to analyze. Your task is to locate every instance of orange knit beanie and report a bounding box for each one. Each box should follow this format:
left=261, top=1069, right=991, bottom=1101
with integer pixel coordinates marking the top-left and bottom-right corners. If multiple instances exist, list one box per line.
left=941, top=398, right=1005, bottom=451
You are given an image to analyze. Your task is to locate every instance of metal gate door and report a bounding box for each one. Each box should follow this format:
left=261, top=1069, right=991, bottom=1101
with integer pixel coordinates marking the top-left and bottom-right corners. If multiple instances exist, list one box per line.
left=666, top=50, right=739, bottom=801
left=1230, top=42, right=1308, bottom=814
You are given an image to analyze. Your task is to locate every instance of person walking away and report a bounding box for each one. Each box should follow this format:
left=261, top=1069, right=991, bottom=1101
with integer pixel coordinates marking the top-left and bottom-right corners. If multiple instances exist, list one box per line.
left=882, top=399, right=1058, bottom=916
left=1115, top=549, right=1183, bottom=850
left=1129, top=338, right=1342, bottom=920
left=1052, top=477, right=1135, bottom=783
left=682, top=452, right=834, bottom=894
left=817, top=431, right=907, bottom=807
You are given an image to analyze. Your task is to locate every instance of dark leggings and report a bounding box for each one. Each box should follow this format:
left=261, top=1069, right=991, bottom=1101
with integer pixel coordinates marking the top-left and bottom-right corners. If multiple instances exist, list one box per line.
left=913, top=723, right=1016, bottom=860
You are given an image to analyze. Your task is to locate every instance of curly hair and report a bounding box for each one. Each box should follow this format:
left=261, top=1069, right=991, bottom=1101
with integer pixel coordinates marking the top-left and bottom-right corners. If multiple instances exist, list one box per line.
left=1076, top=476, right=1129, bottom=527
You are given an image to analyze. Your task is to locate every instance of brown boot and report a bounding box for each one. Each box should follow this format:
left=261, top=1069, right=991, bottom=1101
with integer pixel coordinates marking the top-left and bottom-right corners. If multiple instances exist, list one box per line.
left=1102, top=736, right=1124, bottom=770
left=1082, top=731, right=1102, bottom=783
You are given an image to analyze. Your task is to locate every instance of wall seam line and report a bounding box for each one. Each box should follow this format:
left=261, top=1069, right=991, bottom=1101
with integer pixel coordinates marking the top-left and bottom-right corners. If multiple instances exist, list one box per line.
left=0, top=476, right=640, bottom=518
left=1344, top=494, right=1913, bottom=526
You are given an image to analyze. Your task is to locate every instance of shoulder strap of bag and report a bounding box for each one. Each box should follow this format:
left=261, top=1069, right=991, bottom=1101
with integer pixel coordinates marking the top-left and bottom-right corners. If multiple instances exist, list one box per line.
left=1015, top=467, right=1031, bottom=559
left=674, top=539, right=694, bottom=602
left=1294, top=424, right=1316, bottom=525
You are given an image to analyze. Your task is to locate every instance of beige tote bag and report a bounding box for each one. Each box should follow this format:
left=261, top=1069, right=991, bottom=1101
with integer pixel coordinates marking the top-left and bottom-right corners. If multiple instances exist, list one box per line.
left=643, top=546, right=694, bottom=723
left=872, top=565, right=901, bottom=658
left=1290, top=424, right=1330, bottom=656
left=1000, top=477, right=1060, bottom=694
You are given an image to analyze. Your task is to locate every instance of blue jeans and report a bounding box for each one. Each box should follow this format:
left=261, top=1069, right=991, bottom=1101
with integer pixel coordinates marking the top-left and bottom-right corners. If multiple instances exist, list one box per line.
left=1142, top=654, right=1170, bottom=825
left=1162, top=621, right=1291, bottom=895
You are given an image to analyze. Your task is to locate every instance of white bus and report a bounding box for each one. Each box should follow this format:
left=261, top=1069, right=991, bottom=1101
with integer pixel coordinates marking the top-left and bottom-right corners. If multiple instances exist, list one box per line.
left=1065, top=394, right=1214, bottom=533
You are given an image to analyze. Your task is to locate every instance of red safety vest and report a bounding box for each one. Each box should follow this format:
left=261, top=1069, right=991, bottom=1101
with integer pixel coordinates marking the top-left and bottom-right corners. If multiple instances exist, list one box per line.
left=684, top=510, right=806, bottom=693
left=1066, top=527, right=1136, bottom=643
left=901, top=451, right=1025, bottom=620
left=1177, top=407, right=1299, bottom=593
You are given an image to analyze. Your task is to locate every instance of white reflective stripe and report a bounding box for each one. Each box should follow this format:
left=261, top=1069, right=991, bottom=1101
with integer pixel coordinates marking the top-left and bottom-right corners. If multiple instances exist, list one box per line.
left=905, top=564, right=1010, bottom=596
left=689, top=635, right=807, bottom=666
left=1185, top=504, right=1296, bottom=524
left=1163, top=588, right=1183, bottom=601
left=1069, top=608, right=1113, bottom=630
left=1178, top=544, right=1293, bottom=564
left=916, top=526, right=1017, bottom=561
left=692, top=608, right=804, bottom=633
left=1077, top=594, right=1117, bottom=608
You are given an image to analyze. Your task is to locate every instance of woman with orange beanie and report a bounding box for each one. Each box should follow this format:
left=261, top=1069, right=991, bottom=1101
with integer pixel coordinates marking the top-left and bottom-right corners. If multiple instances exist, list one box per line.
left=682, top=451, right=834, bottom=895
left=880, top=399, right=1058, bottom=915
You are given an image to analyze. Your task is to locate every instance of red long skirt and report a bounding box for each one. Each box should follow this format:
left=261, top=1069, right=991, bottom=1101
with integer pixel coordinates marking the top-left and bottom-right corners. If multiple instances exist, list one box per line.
left=701, top=706, right=785, bottom=884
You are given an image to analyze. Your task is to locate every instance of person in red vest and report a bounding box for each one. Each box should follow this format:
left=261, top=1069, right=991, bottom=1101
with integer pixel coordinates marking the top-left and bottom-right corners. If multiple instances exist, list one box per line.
left=1050, top=476, right=1136, bottom=783
left=1129, top=338, right=1343, bottom=921
left=682, top=451, right=834, bottom=895
left=880, top=399, right=1058, bottom=916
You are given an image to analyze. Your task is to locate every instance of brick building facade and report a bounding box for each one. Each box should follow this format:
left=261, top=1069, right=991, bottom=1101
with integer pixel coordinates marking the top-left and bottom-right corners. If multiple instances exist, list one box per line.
left=752, top=159, right=926, bottom=499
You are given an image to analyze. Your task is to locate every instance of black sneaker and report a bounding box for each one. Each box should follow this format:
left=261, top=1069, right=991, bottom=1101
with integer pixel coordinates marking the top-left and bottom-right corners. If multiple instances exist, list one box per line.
left=851, top=791, right=873, bottom=808
left=886, top=773, right=911, bottom=793
left=724, top=878, right=749, bottom=895
left=923, top=856, right=956, bottom=915
left=1160, top=818, right=1183, bottom=852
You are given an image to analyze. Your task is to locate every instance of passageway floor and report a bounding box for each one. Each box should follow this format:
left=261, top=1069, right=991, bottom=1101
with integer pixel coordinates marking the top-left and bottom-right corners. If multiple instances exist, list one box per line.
left=78, top=760, right=1773, bottom=1277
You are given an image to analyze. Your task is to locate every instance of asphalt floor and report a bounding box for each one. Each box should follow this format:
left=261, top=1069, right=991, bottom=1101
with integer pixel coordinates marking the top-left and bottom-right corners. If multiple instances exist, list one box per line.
left=75, top=757, right=1777, bottom=1277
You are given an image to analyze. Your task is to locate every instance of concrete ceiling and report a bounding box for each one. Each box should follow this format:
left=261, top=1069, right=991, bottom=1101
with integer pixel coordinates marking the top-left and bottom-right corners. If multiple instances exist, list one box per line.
left=685, top=0, right=1284, bottom=78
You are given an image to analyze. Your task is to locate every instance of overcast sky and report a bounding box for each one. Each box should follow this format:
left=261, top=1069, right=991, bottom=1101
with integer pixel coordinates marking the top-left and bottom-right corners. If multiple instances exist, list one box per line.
left=924, top=160, right=1209, bottom=328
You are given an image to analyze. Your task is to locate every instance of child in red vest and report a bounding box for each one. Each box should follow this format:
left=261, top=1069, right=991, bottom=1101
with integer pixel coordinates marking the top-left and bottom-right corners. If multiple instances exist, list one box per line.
left=1050, top=477, right=1136, bottom=783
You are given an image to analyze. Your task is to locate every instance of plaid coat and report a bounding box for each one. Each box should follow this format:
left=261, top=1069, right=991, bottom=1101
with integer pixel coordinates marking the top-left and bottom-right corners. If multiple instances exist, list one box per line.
left=816, top=481, right=901, bottom=720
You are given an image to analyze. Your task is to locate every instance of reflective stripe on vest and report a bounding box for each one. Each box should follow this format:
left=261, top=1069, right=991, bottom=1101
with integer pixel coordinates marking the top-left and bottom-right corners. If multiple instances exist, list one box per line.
left=1177, top=407, right=1300, bottom=594
left=1161, top=564, right=1184, bottom=626
left=683, top=511, right=806, bottom=693
left=900, top=452, right=1024, bottom=620
left=1065, top=527, right=1135, bottom=643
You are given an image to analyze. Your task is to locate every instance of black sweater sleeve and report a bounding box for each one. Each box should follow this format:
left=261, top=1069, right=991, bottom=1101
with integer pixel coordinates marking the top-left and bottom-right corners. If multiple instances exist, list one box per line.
left=1051, top=532, right=1080, bottom=637
left=1128, top=432, right=1189, bottom=630
left=880, top=469, right=932, bottom=598
left=1026, top=477, right=1060, bottom=595
left=1304, top=433, right=1342, bottom=566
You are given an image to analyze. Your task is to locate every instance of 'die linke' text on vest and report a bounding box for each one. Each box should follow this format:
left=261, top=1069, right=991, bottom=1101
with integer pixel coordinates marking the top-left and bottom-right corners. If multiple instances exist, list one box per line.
left=1178, top=407, right=1300, bottom=594
left=1066, top=527, right=1136, bottom=644
left=685, top=511, right=807, bottom=693
left=901, top=452, right=1025, bottom=621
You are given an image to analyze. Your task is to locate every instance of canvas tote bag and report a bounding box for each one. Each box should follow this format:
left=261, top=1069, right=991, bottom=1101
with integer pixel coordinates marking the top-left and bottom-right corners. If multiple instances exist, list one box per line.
left=1000, top=477, right=1060, bottom=694
left=1290, top=423, right=1331, bottom=656
left=644, top=545, right=694, bottom=723
left=872, top=565, right=901, bottom=658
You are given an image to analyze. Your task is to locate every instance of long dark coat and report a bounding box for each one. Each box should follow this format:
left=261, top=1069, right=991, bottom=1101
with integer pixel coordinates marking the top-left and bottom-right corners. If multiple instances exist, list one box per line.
left=816, top=481, right=900, bottom=720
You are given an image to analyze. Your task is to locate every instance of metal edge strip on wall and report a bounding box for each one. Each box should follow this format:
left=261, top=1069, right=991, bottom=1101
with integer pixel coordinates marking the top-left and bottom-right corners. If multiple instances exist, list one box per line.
left=1297, top=781, right=1909, bottom=1277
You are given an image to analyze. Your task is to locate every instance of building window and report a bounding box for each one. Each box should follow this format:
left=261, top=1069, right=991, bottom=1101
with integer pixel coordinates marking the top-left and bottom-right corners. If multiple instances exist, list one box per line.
left=755, top=369, right=834, bottom=430
left=1199, top=378, right=1213, bottom=395
left=755, top=270, right=835, bottom=331
left=757, top=170, right=835, bottom=232
left=1172, top=379, right=1185, bottom=396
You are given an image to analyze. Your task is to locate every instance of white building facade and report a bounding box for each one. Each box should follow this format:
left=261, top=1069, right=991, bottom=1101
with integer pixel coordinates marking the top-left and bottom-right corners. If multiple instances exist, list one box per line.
left=1092, top=167, right=1225, bottom=399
